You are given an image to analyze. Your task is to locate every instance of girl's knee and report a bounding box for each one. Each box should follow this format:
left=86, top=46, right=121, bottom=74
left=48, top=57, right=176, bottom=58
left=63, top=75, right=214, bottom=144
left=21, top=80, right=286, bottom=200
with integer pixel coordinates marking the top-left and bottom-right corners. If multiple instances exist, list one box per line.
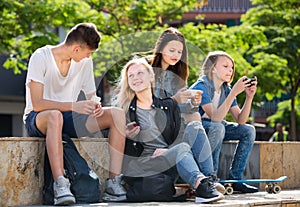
left=176, top=142, right=191, bottom=154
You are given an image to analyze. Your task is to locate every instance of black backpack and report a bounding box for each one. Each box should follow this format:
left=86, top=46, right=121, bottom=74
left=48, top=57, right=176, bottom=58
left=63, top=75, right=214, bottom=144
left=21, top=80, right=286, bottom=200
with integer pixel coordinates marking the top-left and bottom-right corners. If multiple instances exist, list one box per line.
left=42, top=134, right=101, bottom=204
left=126, top=173, right=174, bottom=202
left=123, top=139, right=187, bottom=202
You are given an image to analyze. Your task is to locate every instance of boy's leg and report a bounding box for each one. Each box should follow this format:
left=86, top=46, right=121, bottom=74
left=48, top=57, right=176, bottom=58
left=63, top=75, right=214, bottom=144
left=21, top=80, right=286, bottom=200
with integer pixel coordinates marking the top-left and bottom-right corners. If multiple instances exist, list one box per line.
left=85, top=106, right=127, bottom=201
left=86, top=106, right=126, bottom=178
left=36, top=110, right=64, bottom=180
left=33, top=110, right=75, bottom=205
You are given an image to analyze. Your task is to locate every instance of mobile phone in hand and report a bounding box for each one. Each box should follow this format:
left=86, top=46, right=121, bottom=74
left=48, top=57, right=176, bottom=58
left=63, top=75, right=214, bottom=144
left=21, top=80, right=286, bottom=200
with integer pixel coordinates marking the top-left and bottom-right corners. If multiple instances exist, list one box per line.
left=127, top=122, right=137, bottom=130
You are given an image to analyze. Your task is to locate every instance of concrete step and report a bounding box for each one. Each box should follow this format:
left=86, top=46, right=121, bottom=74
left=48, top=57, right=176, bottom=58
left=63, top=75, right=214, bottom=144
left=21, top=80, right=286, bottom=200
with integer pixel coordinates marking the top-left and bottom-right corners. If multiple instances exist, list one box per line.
left=16, top=190, right=300, bottom=207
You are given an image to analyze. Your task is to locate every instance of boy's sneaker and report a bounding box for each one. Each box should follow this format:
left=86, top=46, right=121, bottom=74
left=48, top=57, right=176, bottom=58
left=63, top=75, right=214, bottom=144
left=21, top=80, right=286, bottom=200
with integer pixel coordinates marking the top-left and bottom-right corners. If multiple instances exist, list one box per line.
left=53, top=176, right=76, bottom=206
left=102, top=174, right=127, bottom=202
left=195, top=177, right=224, bottom=203
left=232, top=182, right=258, bottom=193
left=208, top=174, right=226, bottom=194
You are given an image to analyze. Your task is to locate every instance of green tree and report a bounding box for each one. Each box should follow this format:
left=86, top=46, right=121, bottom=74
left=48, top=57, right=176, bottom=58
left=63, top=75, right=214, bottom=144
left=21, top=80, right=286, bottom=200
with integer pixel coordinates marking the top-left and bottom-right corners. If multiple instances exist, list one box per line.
left=4, top=0, right=287, bottom=136
left=0, top=0, right=98, bottom=73
left=241, top=0, right=300, bottom=141
left=0, top=0, right=206, bottom=75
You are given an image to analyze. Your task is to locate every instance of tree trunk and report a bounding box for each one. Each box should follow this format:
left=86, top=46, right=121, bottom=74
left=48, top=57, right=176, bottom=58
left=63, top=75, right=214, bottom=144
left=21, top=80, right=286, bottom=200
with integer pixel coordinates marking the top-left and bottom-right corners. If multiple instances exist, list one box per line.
left=290, top=97, right=297, bottom=141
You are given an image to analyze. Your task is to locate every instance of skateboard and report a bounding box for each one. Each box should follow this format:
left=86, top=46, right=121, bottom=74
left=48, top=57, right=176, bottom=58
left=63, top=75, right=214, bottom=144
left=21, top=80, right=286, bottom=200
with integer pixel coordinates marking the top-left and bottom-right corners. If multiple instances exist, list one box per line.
left=219, top=176, right=287, bottom=195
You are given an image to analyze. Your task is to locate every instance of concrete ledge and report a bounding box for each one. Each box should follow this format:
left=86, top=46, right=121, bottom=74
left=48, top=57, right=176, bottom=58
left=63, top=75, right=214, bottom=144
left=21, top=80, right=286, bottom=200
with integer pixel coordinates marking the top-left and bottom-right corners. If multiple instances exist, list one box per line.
left=218, top=141, right=300, bottom=190
left=1, top=138, right=299, bottom=207
left=0, top=137, right=109, bottom=207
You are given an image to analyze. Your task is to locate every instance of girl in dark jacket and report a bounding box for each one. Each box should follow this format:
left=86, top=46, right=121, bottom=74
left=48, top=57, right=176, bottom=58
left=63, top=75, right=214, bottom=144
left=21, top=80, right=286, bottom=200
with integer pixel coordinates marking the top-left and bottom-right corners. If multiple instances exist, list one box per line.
left=114, top=58, right=224, bottom=203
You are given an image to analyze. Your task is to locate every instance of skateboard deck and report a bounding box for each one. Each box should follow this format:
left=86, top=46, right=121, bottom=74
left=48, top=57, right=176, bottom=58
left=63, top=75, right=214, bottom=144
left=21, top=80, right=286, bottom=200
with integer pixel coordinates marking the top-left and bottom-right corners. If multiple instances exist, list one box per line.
left=219, top=176, right=287, bottom=195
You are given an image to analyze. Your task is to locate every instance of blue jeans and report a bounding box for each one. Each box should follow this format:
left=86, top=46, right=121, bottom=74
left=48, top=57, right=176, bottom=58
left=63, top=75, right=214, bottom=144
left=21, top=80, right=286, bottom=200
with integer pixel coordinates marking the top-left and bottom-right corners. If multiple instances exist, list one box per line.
left=166, top=143, right=205, bottom=188
left=202, top=119, right=256, bottom=180
left=182, top=121, right=214, bottom=176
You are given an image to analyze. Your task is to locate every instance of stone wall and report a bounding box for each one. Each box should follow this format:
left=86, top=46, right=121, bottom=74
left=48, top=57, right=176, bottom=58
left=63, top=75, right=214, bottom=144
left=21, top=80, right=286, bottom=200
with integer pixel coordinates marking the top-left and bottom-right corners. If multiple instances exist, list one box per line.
left=0, top=137, right=109, bottom=207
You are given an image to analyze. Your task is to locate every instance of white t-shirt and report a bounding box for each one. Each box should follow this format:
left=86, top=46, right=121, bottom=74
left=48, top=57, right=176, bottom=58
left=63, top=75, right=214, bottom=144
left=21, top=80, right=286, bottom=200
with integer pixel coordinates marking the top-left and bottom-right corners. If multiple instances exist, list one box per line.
left=23, top=45, right=96, bottom=122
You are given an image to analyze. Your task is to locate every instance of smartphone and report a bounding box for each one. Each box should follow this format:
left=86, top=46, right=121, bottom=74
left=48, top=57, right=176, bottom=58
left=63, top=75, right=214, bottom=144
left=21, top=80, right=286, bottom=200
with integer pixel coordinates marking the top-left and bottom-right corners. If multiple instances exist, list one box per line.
left=127, top=122, right=137, bottom=130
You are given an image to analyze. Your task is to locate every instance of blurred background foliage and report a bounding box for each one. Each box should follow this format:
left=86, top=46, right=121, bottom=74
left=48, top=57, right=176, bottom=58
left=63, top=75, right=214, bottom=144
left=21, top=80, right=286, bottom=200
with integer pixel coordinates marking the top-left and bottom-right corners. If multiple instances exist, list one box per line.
left=0, top=0, right=299, bottom=140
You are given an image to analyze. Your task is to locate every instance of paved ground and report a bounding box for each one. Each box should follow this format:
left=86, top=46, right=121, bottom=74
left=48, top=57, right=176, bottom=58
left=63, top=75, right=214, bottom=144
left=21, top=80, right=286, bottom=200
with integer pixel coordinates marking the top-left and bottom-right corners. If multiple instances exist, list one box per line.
left=17, top=189, right=300, bottom=207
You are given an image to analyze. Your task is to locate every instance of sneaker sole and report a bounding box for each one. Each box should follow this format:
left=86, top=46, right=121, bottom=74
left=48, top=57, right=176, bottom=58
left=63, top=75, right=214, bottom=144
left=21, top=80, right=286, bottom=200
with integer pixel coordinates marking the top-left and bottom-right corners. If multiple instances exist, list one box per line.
left=195, top=194, right=225, bottom=203
left=54, top=196, right=76, bottom=206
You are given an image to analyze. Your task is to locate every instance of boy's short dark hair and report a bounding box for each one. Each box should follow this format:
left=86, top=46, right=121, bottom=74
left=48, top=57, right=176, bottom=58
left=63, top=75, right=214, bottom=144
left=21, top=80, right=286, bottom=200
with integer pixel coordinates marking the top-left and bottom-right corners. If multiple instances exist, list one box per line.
left=65, top=22, right=101, bottom=50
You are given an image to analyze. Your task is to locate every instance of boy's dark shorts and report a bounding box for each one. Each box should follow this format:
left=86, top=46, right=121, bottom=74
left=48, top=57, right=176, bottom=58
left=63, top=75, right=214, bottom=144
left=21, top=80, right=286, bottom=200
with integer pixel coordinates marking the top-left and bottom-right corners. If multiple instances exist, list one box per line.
left=25, top=111, right=93, bottom=138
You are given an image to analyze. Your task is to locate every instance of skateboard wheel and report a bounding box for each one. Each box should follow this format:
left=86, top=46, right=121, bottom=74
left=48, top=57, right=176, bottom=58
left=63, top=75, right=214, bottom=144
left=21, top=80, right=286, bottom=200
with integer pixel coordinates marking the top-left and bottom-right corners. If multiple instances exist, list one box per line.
left=273, top=185, right=281, bottom=194
left=225, top=186, right=234, bottom=195
left=265, top=184, right=273, bottom=193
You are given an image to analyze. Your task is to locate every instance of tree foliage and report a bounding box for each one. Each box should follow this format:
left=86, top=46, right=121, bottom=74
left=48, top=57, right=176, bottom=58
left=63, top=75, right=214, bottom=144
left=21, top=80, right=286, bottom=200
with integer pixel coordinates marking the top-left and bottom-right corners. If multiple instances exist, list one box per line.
left=0, top=0, right=204, bottom=74
left=1, top=0, right=299, bottom=139
left=241, top=0, right=300, bottom=140
left=0, top=0, right=98, bottom=73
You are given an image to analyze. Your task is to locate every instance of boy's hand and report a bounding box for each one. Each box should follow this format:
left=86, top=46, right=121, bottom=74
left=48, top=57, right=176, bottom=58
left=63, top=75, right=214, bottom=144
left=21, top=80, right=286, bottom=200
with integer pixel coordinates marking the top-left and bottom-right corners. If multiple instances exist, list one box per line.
left=73, top=100, right=103, bottom=117
left=91, top=95, right=104, bottom=117
left=93, top=103, right=104, bottom=117
left=73, top=100, right=95, bottom=115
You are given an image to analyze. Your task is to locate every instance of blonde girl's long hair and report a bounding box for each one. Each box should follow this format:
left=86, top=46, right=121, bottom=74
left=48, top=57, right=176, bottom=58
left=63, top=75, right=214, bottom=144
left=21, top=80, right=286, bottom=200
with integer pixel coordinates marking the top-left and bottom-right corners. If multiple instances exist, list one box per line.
left=201, top=51, right=235, bottom=86
left=114, top=58, right=155, bottom=113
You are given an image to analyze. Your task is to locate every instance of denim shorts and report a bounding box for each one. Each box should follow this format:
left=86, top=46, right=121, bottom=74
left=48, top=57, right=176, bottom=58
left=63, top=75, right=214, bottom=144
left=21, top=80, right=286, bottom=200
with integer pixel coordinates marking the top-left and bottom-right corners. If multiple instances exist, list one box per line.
left=25, top=111, right=92, bottom=138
